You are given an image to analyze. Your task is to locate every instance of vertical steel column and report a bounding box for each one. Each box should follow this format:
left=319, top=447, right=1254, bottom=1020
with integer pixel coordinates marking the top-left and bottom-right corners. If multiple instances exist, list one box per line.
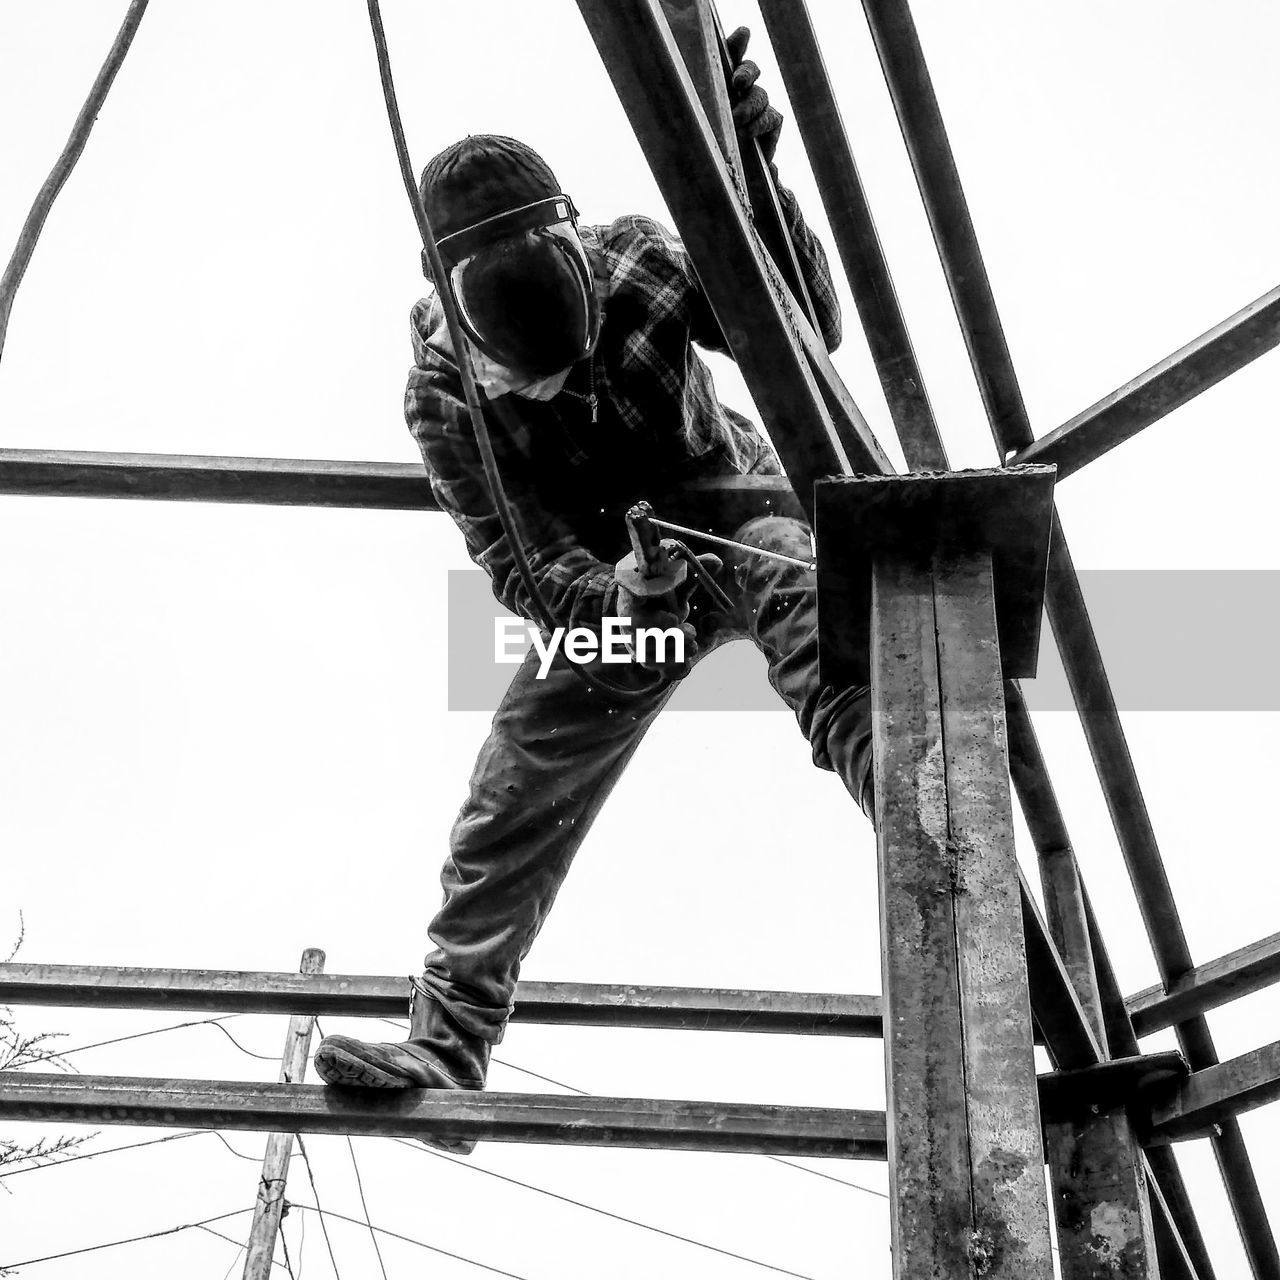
left=243, top=947, right=325, bottom=1280
left=822, top=468, right=1055, bottom=1279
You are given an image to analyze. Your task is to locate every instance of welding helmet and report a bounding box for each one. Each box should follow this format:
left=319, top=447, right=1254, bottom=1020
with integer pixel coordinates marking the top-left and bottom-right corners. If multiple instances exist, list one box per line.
left=429, top=194, right=600, bottom=380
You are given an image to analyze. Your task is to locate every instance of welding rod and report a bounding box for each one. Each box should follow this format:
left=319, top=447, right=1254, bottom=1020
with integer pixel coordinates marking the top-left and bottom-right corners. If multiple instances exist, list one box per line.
left=647, top=517, right=816, bottom=570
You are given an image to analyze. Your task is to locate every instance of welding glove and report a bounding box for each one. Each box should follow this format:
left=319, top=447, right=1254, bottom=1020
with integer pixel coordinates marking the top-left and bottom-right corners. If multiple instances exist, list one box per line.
left=616, top=553, right=723, bottom=674
left=725, top=26, right=783, bottom=164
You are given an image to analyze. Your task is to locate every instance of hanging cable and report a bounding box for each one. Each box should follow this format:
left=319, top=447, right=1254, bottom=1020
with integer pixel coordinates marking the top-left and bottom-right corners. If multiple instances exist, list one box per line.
left=0, top=1129, right=202, bottom=1179
left=393, top=1137, right=818, bottom=1279
left=0, top=1206, right=254, bottom=1271
left=21, top=1012, right=246, bottom=1068
left=294, top=1135, right=344, bottom=1280
left=345, top=1137, right=390, bottom=1280
left=375, top=1016, right=887, bottom=1199
left=364, top=0, right=666, bottom=702
left=0, top=0, right=150, bottom=366
left=279, top=1217, right=299, bottom=1280
left=289, top=1204, right=532, bottom=1280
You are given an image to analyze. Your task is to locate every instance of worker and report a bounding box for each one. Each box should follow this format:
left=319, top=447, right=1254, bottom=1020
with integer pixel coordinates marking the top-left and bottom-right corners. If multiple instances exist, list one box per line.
left=313, top=29, right=874, bottom=1143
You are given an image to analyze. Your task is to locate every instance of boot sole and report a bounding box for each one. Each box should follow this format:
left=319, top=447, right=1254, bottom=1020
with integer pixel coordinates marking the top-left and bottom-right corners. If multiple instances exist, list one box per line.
left=312, top=1043, right=478, bottom=1155
left=313, top=1043, right=410, bottom=1090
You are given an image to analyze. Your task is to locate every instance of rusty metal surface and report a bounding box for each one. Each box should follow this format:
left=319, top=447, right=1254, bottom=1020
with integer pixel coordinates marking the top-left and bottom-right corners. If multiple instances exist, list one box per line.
left=871, top=554, right=975, bottom=1272
left=575, top=0, right=892, bottom=509
left=0, top=1072, right=887, bottom=1159
left=936, top=552, right=1054, bottom=1278
left=1151, top=1040, right=1280, bottom=1145
left=759, top=0, right=947, bottom=472
left=0, top=963, right=882, bottom=1036
left=1047, top=1111, right=1161, bottom=1279
left=859, top=0, right=1034, bottom=453
left=816, top=467, right=1056, bottom=685
left=852, top=0, right=1274, bottom=1261
left=1128, top=930, right=1280, bottom=1037
left=1016, top=282, right=1280, bottom=480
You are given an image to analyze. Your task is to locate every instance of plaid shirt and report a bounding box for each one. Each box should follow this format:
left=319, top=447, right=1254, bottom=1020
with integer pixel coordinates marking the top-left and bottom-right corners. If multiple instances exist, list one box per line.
left=404, top=181, right=841, bottom=630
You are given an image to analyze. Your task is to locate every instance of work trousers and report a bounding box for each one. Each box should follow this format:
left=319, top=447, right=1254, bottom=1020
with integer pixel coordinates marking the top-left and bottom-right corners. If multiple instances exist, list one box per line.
left=419, top=516, right=875, bottom=1044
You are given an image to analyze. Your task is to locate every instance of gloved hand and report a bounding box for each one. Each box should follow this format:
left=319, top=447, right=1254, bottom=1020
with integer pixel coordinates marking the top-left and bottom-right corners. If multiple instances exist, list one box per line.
left=616, top=552, right=723, bottom=674
left=725, top=26, right=783, bottom=164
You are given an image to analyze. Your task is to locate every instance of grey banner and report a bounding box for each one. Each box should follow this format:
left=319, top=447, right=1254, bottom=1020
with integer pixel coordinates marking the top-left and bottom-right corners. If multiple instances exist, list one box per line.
left=447, top=569, right=1280, bottom=712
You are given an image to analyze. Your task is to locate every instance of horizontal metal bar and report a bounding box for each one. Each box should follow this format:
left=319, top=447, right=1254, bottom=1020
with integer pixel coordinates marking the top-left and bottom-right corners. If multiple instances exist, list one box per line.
left=0, top=448, right=437, bottom=510
left=1151, top=1040, right=1280, bottom=1145
left=0, top=1072, right=887, bottom=1159
left=1016, top=283, right=1280, bottom=480
left=1128, top=930, right=1280, bottom=1037
left=0, top=449, right=808, bottom=529
left=0, top=964, right=882, bottom=1036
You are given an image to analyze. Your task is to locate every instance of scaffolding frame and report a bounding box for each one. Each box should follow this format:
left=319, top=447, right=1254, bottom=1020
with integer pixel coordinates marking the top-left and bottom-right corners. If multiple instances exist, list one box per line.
left=2, top=1, right=1279, bottom=1276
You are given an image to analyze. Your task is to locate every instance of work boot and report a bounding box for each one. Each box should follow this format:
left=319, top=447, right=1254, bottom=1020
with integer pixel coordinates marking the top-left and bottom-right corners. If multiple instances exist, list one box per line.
left=313, top=985, right=490, bottom=1154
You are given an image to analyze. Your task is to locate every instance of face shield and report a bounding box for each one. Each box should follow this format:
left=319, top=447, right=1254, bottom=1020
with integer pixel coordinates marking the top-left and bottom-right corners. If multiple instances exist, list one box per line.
left=429, top=196, right=601, bottom=381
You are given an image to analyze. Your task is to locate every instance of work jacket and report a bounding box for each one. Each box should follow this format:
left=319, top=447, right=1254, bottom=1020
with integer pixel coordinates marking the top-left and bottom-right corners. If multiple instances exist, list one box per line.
left=404, top=180, right=841, bottom=631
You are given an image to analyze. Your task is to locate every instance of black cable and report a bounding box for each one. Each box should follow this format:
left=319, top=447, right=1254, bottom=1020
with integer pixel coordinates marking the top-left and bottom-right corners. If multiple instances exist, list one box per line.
left=294, top=1135, right=344, bottom=1280
left=206, top=1129, right=265, bottom=1163
left=21, top=1013, right=241, bottom=1067
left=393, top=1138, right=819, bottom=1280
left=196, top=1221, right=288, bottom=1270
left=363, top=0, right=663, bottom=703
left=345, top=1137, right=390, bottom=1280
left=279, top=1216, right=298, bottom=1280
left=0, top=1206, right=253, bottom=1270
left=0, top=1129, right=203, bottom=1179
left=289, top=1203, right=533, bottom=1280
left=373, top=1018, right=885, bottom=1198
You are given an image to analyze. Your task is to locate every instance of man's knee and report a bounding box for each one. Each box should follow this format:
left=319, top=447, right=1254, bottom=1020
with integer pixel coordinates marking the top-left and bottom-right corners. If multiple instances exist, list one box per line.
left=730, top=515, right=813, bottom=562
left=727, top=516, right=814, bottom=596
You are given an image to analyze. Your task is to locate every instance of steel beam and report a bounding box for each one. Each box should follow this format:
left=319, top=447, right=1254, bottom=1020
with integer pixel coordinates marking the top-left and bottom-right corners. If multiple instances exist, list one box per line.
left=758, top=0, right=947, bottom=471
left=0, top=448, right=813, bottom=531
left=859, top=0, right=1276, bottom=1267
left=1015, top=283, right=1280, bottom=479
left=0, top=964, right=882, bottom=1036
left=575, top=0, right=893, bottom=518
left=1151, top=1040, right=1280, bottom=1145
left=0, top=1073, right=887, bottom=1159
left=844, top=471, right=1053, bottom=1278
left=860, top=0, right=1033, bottom=452
left=1128, top=930, right=1280, bottom=1038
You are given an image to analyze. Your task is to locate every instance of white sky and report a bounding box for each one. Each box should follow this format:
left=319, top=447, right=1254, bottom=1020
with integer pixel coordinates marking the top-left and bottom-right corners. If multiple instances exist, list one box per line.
left=2, top=2, right=1279, bottom=1276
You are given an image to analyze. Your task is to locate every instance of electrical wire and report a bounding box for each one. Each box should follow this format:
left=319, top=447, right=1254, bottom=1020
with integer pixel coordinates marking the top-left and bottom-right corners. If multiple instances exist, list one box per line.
left=0, top=1129, right=204, bottom=1178
left=345, top=1137, right=390, bottom=1280
left=279, top=1216, right=299, bottom=1280
left=393, top=1138, right=818, bottom=1280
left=219, top=1242, right=247, bottom=1280
left=289, top=1204, right=533, bottom=1280
left=294, top=1135, right=344, bottom=1280
left=207, top=1128, right=266, bottom=1162
left=20, top=1013, right=244, bottom=1068
left=0, top=1207, right=254, bottom=1271
left=371, top=1018, right=890, bottom=1198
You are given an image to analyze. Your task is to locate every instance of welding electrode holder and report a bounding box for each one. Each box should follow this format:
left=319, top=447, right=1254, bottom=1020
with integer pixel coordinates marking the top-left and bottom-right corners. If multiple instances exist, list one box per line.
left=615, top=502, right=734, bottom=614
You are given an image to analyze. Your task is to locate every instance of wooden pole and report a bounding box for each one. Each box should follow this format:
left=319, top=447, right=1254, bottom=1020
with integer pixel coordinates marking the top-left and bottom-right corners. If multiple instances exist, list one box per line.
left=242, top=947, right=325, bottom=1280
